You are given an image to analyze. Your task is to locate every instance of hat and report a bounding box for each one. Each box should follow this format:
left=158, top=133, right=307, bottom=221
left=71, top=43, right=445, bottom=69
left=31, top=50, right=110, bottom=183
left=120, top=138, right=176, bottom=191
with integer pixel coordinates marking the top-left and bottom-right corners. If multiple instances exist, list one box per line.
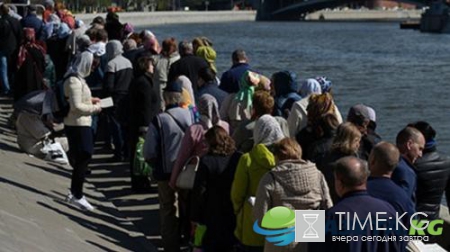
left=347, top=104, right=371, bottom=126
left=164, top=81, right=183, bottom=93
left=28, top=5, right=37, bottom=11
left=90, top=16, right=105, bottom=25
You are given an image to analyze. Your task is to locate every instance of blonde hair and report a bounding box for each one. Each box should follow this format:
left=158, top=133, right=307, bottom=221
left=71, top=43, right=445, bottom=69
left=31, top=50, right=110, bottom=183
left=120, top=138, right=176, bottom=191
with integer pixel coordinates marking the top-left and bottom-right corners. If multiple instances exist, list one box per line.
left=273, top=138, right=302, bottom=161
left=332, top=122, right=361, bottom=155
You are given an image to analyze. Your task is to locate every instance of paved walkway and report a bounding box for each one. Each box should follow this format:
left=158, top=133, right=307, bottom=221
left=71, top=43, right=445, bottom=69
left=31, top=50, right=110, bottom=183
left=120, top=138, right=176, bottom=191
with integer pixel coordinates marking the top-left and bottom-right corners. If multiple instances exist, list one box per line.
left=0, top=97, right=159, bottom=252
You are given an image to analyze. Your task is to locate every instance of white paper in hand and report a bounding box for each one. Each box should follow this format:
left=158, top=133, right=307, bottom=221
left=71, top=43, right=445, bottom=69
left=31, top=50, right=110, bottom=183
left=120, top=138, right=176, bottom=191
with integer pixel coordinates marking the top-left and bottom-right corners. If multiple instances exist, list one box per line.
left=100, top=97, right=114, bottom=108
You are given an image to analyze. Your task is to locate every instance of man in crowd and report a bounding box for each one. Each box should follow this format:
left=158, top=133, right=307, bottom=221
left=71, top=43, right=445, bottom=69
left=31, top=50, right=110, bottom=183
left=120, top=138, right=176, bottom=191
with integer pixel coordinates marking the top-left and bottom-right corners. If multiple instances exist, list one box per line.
left=144, top=81, right=194, bottom=252
left=219, top=49, right=251, bottom=94
left=168, top=40, right=208, bottom=95
left=315, top=156, right=403, bottom=252
left=392, top=126, right=425, bottom=209
left=367, top=141, right=414, bottom=224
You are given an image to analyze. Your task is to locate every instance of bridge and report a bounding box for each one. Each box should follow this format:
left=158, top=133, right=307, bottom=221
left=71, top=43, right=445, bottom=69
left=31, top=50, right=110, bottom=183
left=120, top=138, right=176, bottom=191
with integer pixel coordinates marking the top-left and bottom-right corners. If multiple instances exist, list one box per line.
left=256, top=0, right=429, bottom=20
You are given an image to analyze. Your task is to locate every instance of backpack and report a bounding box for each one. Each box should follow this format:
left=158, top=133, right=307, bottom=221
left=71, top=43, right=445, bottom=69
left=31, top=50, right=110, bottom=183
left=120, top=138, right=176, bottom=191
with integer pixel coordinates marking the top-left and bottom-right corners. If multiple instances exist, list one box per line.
left=53, top=74, right=78, bottom=119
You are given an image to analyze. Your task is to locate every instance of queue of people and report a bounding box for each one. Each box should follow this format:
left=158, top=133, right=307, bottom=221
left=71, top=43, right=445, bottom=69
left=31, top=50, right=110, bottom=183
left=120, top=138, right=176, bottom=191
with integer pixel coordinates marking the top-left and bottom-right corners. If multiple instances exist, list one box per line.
left=1, top=4, right=450, bottom=252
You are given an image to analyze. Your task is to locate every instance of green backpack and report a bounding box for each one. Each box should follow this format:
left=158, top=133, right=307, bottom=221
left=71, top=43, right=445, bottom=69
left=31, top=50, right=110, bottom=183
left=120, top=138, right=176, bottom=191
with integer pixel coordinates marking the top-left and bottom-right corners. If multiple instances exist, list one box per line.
left=133, top=137, right=152, bottom=177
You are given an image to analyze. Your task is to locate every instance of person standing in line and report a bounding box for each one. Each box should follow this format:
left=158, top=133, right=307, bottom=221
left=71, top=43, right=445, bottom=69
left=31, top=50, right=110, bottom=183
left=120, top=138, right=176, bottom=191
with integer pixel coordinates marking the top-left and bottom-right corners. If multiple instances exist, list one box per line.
left=219, top=49, right=252, bottom=94
left=408, top=121, right=450, bottom=221
left=392, top=126, right=425, bottom=210
left=168, top=40, right=208, bottom=95
left=64, top=51, right=102, bottom=211
left=0, top=4, right=21, bottom=96
left=103, top=40, right=133, bottom=162
left=143, top=81, right=194, bottom=252
left=254, top=138, right=332, bottom=252
left=311, top=156, right=402, bottom=252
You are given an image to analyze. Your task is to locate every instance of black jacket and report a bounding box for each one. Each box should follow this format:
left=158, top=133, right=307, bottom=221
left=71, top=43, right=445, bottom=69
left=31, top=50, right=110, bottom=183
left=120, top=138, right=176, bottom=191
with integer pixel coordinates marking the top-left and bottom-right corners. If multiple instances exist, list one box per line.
left=414, top=146, right=450, bottom=220
left=168, top=54, right=208, bottom=94
left=0, top=14, right=22, bottom=56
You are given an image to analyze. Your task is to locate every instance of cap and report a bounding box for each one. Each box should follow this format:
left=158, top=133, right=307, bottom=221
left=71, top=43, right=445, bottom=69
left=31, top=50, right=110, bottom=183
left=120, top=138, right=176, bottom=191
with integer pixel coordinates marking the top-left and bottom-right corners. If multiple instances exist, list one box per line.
left=90, top=16, right=105, bottom=25
left=164, top=81, right=183, bottom=93
left=347, top=104, right=371, bottom=126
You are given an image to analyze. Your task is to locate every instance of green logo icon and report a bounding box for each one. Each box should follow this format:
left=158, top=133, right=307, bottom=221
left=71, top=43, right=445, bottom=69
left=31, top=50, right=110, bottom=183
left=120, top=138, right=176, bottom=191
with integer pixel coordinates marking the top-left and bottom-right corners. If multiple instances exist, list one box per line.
left=253, top=206, right=296, bottom=246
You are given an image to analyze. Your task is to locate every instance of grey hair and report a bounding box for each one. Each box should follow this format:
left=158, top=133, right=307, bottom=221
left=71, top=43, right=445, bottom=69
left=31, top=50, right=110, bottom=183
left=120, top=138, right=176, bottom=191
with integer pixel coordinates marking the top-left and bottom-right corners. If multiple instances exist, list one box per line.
left=179, top=41, right=193, bottom=55
left=163, top=91, right=183, bottom=106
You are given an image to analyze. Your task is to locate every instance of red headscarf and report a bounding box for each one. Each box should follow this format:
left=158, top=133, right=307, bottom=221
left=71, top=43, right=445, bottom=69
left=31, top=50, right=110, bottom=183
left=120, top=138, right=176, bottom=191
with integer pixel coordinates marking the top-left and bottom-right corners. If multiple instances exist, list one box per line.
left=17, top=28, right=46, bottom=69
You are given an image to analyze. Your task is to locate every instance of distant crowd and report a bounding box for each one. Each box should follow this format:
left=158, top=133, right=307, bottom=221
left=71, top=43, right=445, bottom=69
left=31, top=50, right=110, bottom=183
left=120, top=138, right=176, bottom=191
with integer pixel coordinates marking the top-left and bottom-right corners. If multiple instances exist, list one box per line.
left=0, top=2, right=449, bottom=252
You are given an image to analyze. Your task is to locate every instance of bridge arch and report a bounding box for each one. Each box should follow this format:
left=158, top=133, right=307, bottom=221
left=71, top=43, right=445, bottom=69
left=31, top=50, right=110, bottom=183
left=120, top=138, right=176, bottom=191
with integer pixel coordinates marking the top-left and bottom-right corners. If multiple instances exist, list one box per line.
left=256, top=0, right=427, bottom=20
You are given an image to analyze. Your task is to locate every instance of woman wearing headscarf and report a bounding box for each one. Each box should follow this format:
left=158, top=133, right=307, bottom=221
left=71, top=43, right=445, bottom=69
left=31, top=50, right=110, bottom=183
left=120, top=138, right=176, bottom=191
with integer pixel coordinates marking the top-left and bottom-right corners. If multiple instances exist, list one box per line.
left=153, top=37, right=180, bottom=110
left=177, top=75, right=199, bottom=123
left=169, top=94, right=228, bottom=189
left=287, top=78, right=343, bottom=138
left=191, top=126, right=242, bottom=252
left=253, top=138, right=332, bottom=252
left=14, top=28, right=46, bottom=101
left=220, top=70, right=270, bottom=131
left=231, top=114, right=285, bottom=252
left=64, top=51, right=102, bottom=211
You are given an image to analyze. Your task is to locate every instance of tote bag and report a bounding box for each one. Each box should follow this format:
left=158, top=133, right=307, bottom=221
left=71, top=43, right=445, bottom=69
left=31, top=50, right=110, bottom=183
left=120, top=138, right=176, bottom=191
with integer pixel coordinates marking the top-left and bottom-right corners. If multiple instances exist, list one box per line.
left=176, top=156, right=200, bottom=190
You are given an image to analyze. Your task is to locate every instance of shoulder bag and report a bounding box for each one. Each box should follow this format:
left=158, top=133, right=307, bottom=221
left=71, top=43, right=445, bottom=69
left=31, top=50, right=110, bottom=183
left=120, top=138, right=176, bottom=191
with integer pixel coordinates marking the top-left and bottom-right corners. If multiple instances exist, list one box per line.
left=176, top=156, right=200, bottom=190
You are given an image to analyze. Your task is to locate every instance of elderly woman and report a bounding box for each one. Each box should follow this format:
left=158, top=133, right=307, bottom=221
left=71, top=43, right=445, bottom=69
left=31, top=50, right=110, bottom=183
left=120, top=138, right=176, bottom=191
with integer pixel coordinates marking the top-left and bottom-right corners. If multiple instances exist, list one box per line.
left=231, top=114, right=285, bottom=252
left=14, top=28, right=46, bottom=101
left=169, top=94, right=228, bottom=189
left=64, top=51, right=102, bottom=211
left=317, top=122, right=362, bottom=203
left=253, top=138, right=332, bottom=252
left=191, top=126, right=242, bottom=252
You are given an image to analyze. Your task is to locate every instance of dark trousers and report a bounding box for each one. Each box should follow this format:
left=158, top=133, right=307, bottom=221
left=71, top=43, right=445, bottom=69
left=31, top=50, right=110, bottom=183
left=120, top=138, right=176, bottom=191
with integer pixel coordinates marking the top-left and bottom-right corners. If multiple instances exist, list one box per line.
left=107, top=112, right=127, bottom=158
left=66, top=126, right=94, bottom=199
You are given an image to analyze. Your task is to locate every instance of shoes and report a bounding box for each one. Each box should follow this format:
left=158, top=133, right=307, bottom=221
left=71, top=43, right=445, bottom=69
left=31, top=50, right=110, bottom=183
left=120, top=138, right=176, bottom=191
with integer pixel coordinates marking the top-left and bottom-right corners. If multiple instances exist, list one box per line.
left=67, top=193, right=95, bottom=211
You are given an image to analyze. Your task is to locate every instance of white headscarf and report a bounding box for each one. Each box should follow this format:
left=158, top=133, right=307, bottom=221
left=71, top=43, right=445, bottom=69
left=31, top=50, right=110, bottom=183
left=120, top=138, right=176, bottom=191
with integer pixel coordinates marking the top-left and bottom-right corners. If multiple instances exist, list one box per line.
left=299, top=78, right=322, bottom=97
left=65, top=51, right=93, bottom=78
left=253, top=115, right=285, bottom=146
left=176, top=75, right=196, bottom=106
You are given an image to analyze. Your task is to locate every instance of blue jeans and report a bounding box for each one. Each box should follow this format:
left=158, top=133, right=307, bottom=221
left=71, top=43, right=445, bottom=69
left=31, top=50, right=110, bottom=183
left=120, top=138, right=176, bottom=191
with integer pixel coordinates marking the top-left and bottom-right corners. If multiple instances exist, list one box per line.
left=0, top=51, right=10, bottom=93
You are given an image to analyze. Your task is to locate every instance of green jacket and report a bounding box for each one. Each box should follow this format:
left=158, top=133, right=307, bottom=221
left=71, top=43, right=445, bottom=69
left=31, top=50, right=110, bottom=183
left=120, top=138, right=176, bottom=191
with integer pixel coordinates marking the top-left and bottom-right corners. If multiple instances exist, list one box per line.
left=231, top=144, right=276, bottom=246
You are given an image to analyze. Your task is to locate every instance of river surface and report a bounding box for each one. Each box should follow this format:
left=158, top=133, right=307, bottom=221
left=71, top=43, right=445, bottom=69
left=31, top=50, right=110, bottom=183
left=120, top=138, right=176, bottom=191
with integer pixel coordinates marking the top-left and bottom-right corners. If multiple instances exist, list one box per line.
left=150, top=21, right=449, bottom=203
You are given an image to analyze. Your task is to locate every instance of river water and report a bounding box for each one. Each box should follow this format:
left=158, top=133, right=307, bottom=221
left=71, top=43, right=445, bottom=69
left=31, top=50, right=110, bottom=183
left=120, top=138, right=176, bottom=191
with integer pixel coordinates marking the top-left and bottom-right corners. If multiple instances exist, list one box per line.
left=150, top=21, right=449, bottom=203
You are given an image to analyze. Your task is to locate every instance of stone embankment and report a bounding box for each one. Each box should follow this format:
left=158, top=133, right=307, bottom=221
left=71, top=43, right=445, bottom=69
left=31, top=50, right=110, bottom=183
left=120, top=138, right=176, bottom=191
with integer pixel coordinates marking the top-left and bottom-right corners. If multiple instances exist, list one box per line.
left=77, top=10, right=256, bottom=27
left=76, top=9, right=424, bottom=26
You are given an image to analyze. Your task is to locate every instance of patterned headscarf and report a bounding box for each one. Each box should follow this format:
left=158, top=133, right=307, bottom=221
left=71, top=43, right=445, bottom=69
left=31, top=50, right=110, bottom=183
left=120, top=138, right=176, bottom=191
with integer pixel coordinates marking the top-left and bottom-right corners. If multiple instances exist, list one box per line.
left=299, top=78, right=322, bottom=97
left=17, top=28, right=46, bottom=69
left=316, top=76, right=332, bottom=93
left=235, top=70, right=260, bottom=109
left=253, top=114, right=285, bottom=146
left=198, top=94, right=220, bottom=129
left=307, top=93, right=336, bottom=126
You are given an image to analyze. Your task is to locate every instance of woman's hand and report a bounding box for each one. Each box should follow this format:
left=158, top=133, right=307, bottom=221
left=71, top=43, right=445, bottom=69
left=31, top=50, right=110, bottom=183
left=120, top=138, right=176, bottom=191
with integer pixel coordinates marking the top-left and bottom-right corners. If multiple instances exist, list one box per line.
left=91, top=97, right=101, bottom=104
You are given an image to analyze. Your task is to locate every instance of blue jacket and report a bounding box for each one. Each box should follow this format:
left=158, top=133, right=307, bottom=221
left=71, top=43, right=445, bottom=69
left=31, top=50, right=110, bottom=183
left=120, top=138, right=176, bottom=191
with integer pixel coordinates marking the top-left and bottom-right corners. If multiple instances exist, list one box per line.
left=20, top=14, right=46, bottom=40
left=367, top=177, right=414, bottom=225
left=391, top=157, right=417, bottom=210
left=220, top=63, right=251, bottom=93
left=197, top=82, right=228, bottom=107
left=311, top=190, right=405, bottom=252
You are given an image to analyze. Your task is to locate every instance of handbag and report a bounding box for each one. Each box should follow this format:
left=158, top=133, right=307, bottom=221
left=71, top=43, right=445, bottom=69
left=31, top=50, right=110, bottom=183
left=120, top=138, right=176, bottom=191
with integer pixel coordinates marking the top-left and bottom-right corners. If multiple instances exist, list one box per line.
left=176, top=156, right=200, bottom=190
left=41, top=141, right=69, bottom=165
